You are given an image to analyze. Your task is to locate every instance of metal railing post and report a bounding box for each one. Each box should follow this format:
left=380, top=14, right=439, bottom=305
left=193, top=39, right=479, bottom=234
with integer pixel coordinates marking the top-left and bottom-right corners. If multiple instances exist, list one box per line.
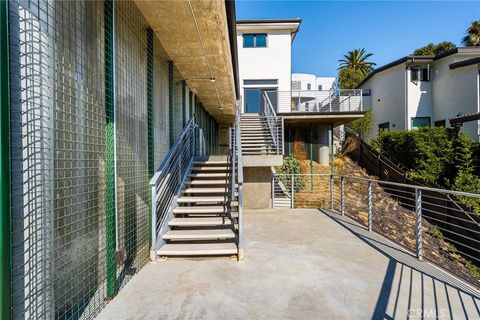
left=341, top=176, right=345, bottom=215
left=291, top=175, right=295, bottom=209
left=416, top=188, right=423, bottom=260
left=368, top=181, right=372, bottom=232
left=330, top=175, right=334, bottom=210
left=271, top=176, right=275, bottom=208
left=150, top=183, right=157, bottom=262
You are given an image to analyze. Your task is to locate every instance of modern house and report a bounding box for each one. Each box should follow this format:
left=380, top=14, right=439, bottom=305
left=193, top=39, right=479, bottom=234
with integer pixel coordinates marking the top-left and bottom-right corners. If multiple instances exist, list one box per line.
left=2, top=1, right=478, bottom=319
left=358, top=47, right=480, bottom=141
left=236, top=19, right=364, bottom=166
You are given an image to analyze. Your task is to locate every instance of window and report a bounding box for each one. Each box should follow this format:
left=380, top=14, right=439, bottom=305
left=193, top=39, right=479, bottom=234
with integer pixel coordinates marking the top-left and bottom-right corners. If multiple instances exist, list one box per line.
left=243, top=34, right=267, bottom=48
left=307, top=83, right=311, bottom=90
left=318, top=85, right=323, bottom=91
left=379, top=122, right=390, bottom=133
left=244, top=79, right=278, bottom=85
left=435, top=120, right=446, bottom=127
left=411, top=65, right=430, bottom=82
left=411, top=117, right=431, bottom=129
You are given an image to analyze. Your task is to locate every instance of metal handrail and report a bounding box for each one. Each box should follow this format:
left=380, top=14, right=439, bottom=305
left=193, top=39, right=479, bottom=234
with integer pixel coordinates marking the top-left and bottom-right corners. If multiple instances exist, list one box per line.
left=262, top=92, right=284, bottom=155
left=233, top=100, right=244, bottom=259
left=272, top=172, right=480, bottom=287
left=149, top=117, right=205, bottom=261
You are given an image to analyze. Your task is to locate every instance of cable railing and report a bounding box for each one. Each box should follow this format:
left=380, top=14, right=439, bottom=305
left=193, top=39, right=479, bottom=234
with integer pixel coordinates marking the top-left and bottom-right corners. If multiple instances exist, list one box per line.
left=272, top=173, right=480, bottom=288
left=232, top=102, right=244, bottom=259
left=262, top=92, right=284, bottom=155
left=265, top=89, right=363, bottom=113
left=149, top=118, right=206, bottom=261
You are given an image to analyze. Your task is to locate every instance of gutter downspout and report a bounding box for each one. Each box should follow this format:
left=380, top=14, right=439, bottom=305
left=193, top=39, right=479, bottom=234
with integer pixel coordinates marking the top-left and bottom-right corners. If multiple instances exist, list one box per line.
left=405, top=58, right=415, bottom=130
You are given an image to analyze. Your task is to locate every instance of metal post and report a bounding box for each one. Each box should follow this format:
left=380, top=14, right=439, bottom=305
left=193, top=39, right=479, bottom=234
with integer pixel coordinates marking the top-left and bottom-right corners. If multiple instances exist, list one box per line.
left=1, top=0, right=12, bottom=316
left=368, top=181, right=372, bottom=232
left=150, top=183, right=157, bottom=262
left=330, top=175, right=334, bottom=210
left=416, top=188, right=423, bottom=260
left=281, top=117, right=285, bottom=155
left=291, top=175, right=295, bottom=209
left=271, top=176, right=275, bottom=208
left=341, top=177, right=345, bottom=215
left=309, top=125, right=313, bottom=192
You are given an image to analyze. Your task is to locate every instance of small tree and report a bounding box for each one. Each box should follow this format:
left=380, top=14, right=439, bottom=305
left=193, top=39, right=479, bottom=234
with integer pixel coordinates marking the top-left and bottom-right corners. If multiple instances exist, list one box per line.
left=348, top=109, right=373, bottom=140
left=338, top=68, right=365, bottom=89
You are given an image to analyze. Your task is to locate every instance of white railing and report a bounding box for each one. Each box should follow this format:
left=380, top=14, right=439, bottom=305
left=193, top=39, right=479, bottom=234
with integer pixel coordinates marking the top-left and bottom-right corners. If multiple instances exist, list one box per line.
left=272, top=173, right=480, bottom=287
left=262, top=92, right=284, bottom=155
left=149, top=118, right=205, bottom=261
left=232, top=101, right=244, bottom=259
left=266, top=89, right=363, bottom=113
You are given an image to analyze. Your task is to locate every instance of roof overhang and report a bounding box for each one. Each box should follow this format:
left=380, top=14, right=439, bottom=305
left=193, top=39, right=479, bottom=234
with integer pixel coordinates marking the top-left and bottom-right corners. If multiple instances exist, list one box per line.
left=279, top=111, right=365, bottom=127
left=236, top=18, right=301, bottom=42
left=135, top=0, right=237, bottom=123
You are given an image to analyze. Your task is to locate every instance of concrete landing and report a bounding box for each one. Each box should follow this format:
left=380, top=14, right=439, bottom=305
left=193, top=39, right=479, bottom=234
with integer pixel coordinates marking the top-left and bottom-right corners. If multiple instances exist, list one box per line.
left=97, top=208, right=479, bottom=319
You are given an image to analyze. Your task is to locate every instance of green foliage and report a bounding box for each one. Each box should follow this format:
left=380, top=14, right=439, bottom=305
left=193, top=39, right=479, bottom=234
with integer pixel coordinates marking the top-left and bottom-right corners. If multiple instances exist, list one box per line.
left=278, top=154, right=305, bottom=192
left=338, top=48, right=376, bottom=76
left=338, top=68, right=366, bottom=89
left=462, top=20, right=480, bottom=47
left=348, top=109, right=373, bottom=140
left=413, top=41, right=456, bottom=55
left=373, top=128, right=480, bottom=214
left=466, top=261, right=480, bottom=279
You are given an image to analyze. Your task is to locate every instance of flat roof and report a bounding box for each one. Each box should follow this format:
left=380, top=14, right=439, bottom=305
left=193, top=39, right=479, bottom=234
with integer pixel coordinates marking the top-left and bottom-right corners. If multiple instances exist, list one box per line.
left=236, top=18, right=302, bottom=24
left=236, top=18, right=302, bottom=42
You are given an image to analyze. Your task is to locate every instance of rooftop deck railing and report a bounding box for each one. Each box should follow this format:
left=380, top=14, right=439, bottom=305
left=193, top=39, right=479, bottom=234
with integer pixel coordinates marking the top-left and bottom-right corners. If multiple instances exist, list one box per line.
left=266, top=89, right=363, bottom=113
left=273, top=173, right=480, bottom=288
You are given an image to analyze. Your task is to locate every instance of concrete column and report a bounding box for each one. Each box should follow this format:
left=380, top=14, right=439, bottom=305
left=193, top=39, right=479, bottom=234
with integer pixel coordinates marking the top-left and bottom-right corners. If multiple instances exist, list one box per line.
left=244, top=167, right=273, bottom=209
left=317, top=124, right=330, bottom=166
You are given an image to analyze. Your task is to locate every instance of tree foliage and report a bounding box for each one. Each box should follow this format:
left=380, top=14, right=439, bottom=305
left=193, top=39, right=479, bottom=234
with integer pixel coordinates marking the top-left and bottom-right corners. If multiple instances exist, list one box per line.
left=338, top=68, right=366, bottom=89
left=338, top=48, right=376, bottom=76
left=348, top=109, right=373, bottom=140
left=413, top=41, right=456, bottom=55
left=462, top=20, right=480, bottom=47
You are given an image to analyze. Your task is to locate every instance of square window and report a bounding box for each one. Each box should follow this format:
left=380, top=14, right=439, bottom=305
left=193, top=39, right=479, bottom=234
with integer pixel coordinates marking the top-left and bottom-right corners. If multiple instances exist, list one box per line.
left=255, top=34, right=267, bottom=47
left=243, top=34, right=254, bottom=48
left=411, top=117, right=431, bottom=129
left=243, top=34, right=267, bottom=48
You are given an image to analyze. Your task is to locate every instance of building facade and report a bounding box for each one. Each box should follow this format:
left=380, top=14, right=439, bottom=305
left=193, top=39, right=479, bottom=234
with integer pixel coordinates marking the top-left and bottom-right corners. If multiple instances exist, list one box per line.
left=358, top=48, right=480, bottom=141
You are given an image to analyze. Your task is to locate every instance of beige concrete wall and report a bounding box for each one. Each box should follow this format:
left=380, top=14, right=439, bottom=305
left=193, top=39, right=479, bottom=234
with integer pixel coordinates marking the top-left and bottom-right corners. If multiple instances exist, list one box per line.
left=243, top=167, right=273, bottom=209
left=218, top=125, right=231, bottom=155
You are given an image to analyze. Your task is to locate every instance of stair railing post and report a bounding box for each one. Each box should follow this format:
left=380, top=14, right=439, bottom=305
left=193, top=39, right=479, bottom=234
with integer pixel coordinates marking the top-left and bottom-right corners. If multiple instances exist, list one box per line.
left=150, top=180, right=157, bottom=262
left=329, top=175, right=333, bottom=209
left=341, top=176, right=345, bottom=216
left=291, top=175, right=295, bottom=209
left=416, top=188, right=423, bottom=260
left=368, top=181, right=372, bottom=232
left=271, top=175, right=275, bottom=208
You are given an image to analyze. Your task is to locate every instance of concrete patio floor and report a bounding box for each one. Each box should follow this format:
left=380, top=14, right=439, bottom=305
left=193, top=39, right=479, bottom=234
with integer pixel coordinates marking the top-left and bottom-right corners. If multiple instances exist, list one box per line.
left=97, top=208, right=480, bottom=319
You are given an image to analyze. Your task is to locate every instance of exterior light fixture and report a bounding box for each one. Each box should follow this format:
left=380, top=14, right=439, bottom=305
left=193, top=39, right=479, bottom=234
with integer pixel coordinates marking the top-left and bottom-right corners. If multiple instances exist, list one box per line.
left=209, top=78, right=215, bottom=82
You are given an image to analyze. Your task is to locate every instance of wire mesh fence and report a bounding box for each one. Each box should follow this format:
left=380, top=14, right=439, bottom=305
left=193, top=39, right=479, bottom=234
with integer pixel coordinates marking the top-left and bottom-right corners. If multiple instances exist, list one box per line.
left=5, top=0, right=219, bottom=318
left=273, top=173, right=480, bottom=288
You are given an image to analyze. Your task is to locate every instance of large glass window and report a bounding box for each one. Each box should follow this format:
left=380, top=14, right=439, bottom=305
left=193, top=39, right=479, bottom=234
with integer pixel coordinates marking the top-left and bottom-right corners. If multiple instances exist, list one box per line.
left=243, top=33, right=267, bottom=48
left=411, top=117, right=431, bottom=129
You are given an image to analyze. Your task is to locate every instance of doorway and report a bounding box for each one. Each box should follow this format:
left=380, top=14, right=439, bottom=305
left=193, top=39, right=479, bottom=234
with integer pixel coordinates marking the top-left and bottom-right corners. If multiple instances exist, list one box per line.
left=244, top=88, right=276, bottom=113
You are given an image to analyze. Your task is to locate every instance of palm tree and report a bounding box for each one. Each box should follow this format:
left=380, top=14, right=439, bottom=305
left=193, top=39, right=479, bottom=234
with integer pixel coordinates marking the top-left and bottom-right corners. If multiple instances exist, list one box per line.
left=462, top=20, right=480, bottom=47
left=338, top=48, right=376, bottom=76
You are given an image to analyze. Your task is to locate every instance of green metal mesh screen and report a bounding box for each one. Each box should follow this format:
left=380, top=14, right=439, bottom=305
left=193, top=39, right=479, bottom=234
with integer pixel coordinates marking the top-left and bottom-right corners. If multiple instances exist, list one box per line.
left=6, top=0, right=219, bottom=318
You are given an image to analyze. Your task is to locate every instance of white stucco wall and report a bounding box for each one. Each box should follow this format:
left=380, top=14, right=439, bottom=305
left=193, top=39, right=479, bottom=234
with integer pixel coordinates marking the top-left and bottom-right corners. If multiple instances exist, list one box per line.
left=237, top=29, right=292, bottom=113
left=359, top=63, right=407, bottom=140
left=432, top=55, right=480, bottom=140
left=291, top=73, right=335, bottom=91
left=406, top=64, right=433, bottom=129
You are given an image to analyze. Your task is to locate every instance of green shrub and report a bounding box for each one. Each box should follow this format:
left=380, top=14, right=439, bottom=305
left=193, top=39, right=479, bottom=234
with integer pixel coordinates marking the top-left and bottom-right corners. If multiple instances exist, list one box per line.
left=278, top=154, right=305, bottom=192
left=348, top=109, right=373, bottom=140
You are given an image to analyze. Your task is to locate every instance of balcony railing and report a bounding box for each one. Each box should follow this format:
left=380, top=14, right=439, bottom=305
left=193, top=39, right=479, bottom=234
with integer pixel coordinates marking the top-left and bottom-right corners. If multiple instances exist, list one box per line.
left=266, top=89, right=363, bottom=113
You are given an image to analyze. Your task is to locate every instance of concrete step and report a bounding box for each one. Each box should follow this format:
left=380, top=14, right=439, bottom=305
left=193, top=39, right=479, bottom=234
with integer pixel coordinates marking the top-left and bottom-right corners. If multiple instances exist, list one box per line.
left=187, top=179, right=232, bottom=185
left=189, top=173, right=230, bottom=178
left=191, top=166, right=230, bottom=171
left=183, top=188, right=229, bottom=194
left=173, top=206, right=238, bottom=214
left=168, top=217, right=232, bottom=227
left=163, top=229, right=235, bottom=240
left=157, top=243, right=238, bottom=256
left=192, top=160, right=229, bottom=166
left=177, top=196, right=237, bottom=204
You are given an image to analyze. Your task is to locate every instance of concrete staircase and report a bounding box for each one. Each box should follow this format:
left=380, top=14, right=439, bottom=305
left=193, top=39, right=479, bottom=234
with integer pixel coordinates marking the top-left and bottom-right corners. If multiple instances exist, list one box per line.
left=157, top=155, right=238, bottom=257
left=241, top=114, right=276, bottom=155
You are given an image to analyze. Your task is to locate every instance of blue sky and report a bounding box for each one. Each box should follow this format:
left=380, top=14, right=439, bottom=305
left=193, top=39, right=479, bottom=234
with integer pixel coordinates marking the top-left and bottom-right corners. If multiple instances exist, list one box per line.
left=236, top=1, right=480, bottom=77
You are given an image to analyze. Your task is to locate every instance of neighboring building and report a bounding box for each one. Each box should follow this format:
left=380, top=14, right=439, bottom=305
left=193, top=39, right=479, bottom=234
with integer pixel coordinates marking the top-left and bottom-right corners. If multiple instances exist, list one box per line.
left=358, top=47, right=480, bottom=141
left=236, top=19, right=364, bottom=166
left=291, top=73, right=335, bottom=92
left=237, top=18, right=301, bottom=113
